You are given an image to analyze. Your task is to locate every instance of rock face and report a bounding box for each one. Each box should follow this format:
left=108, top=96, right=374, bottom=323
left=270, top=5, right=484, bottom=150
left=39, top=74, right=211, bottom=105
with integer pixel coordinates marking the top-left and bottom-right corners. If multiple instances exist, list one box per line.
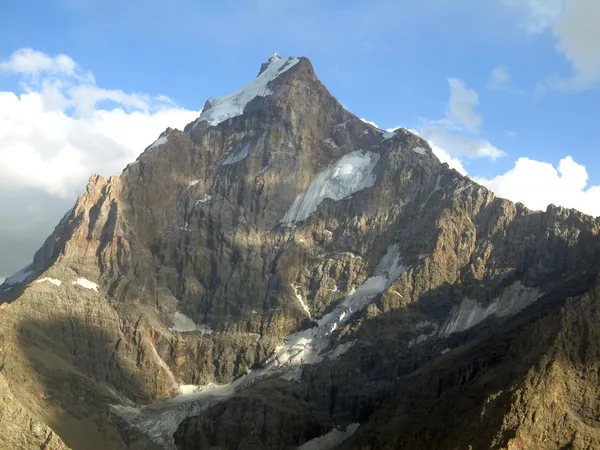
left=1, top=53, right=600, bottom=450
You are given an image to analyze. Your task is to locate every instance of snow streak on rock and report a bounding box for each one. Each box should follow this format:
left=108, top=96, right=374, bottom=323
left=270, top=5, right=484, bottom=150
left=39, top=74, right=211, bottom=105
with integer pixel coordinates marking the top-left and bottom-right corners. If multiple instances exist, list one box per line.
left=291, top=283, right=311, bottom=317
left=35, top=278, right=62, bottom=286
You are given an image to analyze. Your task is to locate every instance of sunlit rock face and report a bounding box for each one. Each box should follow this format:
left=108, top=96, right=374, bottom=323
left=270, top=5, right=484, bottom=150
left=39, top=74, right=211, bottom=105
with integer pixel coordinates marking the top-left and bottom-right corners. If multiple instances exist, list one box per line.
left=1, top=54, right=600, bottom=450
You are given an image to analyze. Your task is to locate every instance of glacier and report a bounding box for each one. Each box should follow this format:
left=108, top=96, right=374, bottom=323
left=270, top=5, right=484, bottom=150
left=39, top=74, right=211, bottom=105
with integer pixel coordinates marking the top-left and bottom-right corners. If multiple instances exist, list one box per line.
left=282, top=150, right=380, bottom=225
left=111, top=243, right=408, bottom=447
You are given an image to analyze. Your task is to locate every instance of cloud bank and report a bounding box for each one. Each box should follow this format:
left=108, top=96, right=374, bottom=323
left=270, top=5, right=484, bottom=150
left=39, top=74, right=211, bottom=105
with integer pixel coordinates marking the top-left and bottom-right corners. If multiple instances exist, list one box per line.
left=0, top=48, right=198, bottom=278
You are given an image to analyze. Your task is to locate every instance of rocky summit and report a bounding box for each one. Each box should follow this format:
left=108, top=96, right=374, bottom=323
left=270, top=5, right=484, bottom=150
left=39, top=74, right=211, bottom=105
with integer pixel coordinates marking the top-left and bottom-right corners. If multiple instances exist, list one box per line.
left=1, top=53, right=600, bottom=450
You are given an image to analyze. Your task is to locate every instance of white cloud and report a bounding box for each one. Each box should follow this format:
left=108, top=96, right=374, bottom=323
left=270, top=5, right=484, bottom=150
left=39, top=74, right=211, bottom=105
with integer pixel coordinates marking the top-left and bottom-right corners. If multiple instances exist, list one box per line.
left=360, top=117, right=379, bottom=128
left=474, top=156, right=600, bottom=216
left=518, top=0, right=600, bottom=91
left=421, top=126, right=505, bottom=160
left=0, top=49, right=198, bottom=197
left=516, top=0, right=567, bottom=33
left=0, top=48, right=79, bottom=77
left=412, top=78, right=504, bottom=167
left=487, top=66, right=511, bottom=90
left=407, top=128, right=467, bottom=175
left=550, top=0, right=600, bottom=90
left=446, top=78, right=481, bottom=133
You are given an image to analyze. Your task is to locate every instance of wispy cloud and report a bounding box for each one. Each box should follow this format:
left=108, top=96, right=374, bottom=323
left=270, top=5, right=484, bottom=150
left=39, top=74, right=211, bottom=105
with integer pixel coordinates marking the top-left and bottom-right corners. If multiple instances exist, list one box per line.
left=487, top=65, right=511, bottom=90
left=516, top=0, right=600, bottom=92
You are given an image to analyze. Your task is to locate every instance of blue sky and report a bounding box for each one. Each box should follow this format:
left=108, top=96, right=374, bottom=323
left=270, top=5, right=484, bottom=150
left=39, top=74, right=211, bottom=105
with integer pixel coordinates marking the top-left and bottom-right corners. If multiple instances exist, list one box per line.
left=1, top=0, right=598, bottom=179
left=0, top=0, right=599, bottom=278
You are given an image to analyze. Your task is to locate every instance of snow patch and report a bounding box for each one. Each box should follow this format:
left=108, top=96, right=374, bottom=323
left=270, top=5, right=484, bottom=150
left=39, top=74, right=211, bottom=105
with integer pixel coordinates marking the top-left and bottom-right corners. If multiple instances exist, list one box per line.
left=195, top=194, right=212, bottom=205
left=282, top=150, right=380, bottom=225
left=328, top=340, right=356, bottom=360
left=281, top=367, right=303, bottom=382
left=434, top=175, right=443, bottom=192
left=188, top=179, right=200, bottom=187
left=298, top=423, right=360, bottom=450
left=36, top=278, right=62, bottom=287
left=72, top=278, right=99, bottom=292
left=147, top=135, right=167, bottom=151
left=323, top=138, right=339, bottom=149
left=408, top=334, right=429, bottom=348
left=222, top=142, right=253, bottom=165
left=440, top=282, right=541, bottom=337
left=413, top=146, right=428, bottom=155
left=170, top=312, right=213, bottom=334
left=197, top=54, right=300, bottom=127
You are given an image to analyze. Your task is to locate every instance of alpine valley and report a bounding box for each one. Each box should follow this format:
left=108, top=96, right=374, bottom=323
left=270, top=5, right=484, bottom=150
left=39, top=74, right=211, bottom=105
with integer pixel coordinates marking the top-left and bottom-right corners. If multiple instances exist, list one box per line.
left=1, top=54, right=600, bottom=450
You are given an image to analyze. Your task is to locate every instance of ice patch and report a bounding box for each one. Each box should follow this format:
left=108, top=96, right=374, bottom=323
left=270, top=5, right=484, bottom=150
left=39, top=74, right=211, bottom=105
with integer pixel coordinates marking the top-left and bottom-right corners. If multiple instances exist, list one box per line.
left=439, top=282, right=541, bottom=337
left=434, top=175, right=442, bottom=192
left=408, top=322, right=439, bottom=348
left=281, top=367, right=303, bottom=382
left=282, top=150, right=380, bottom=225
left=413, top=146, right=428, bottom=155
left=111, top=378, right=242, bottom=447
left=36, top=278, right=62, bottom=287
left=267, top=244, right=408, bottom=369
left=291, top=284, right=311, bottom=317
left=197, top=54, right=300, bottom=126
left=408, top=334, right=429, bottom=348
left=328, top=340, right=356, bottom=360
left=323, top=138, right=339, bottom=149
left=147, top=135, right=167, bottom=151
left=3, top=265, right=34, bottom=285
left=72, top=278, right=99, bottom=292
left=223, top=142, right=253, bottom=165
left=170, top=312, right=213, bottom=334
left=298, top=423, right=360, bottom=450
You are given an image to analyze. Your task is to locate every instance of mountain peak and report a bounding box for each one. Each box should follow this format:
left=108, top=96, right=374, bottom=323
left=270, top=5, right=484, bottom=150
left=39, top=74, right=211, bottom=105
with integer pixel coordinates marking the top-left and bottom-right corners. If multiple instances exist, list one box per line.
left=194, top=53, right=303, bottom=127
left=258, top=51, right=284, bottom=76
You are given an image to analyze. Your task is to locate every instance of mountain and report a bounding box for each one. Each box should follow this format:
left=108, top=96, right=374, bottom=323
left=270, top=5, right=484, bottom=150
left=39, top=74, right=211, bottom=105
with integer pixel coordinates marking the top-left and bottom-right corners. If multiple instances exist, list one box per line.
left=1, top=53, right=600, bottom=450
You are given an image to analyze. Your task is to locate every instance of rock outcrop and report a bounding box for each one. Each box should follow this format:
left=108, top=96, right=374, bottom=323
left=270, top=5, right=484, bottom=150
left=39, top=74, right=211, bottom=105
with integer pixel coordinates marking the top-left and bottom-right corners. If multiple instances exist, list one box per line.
left=1, top=53, right=599, bottom=450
